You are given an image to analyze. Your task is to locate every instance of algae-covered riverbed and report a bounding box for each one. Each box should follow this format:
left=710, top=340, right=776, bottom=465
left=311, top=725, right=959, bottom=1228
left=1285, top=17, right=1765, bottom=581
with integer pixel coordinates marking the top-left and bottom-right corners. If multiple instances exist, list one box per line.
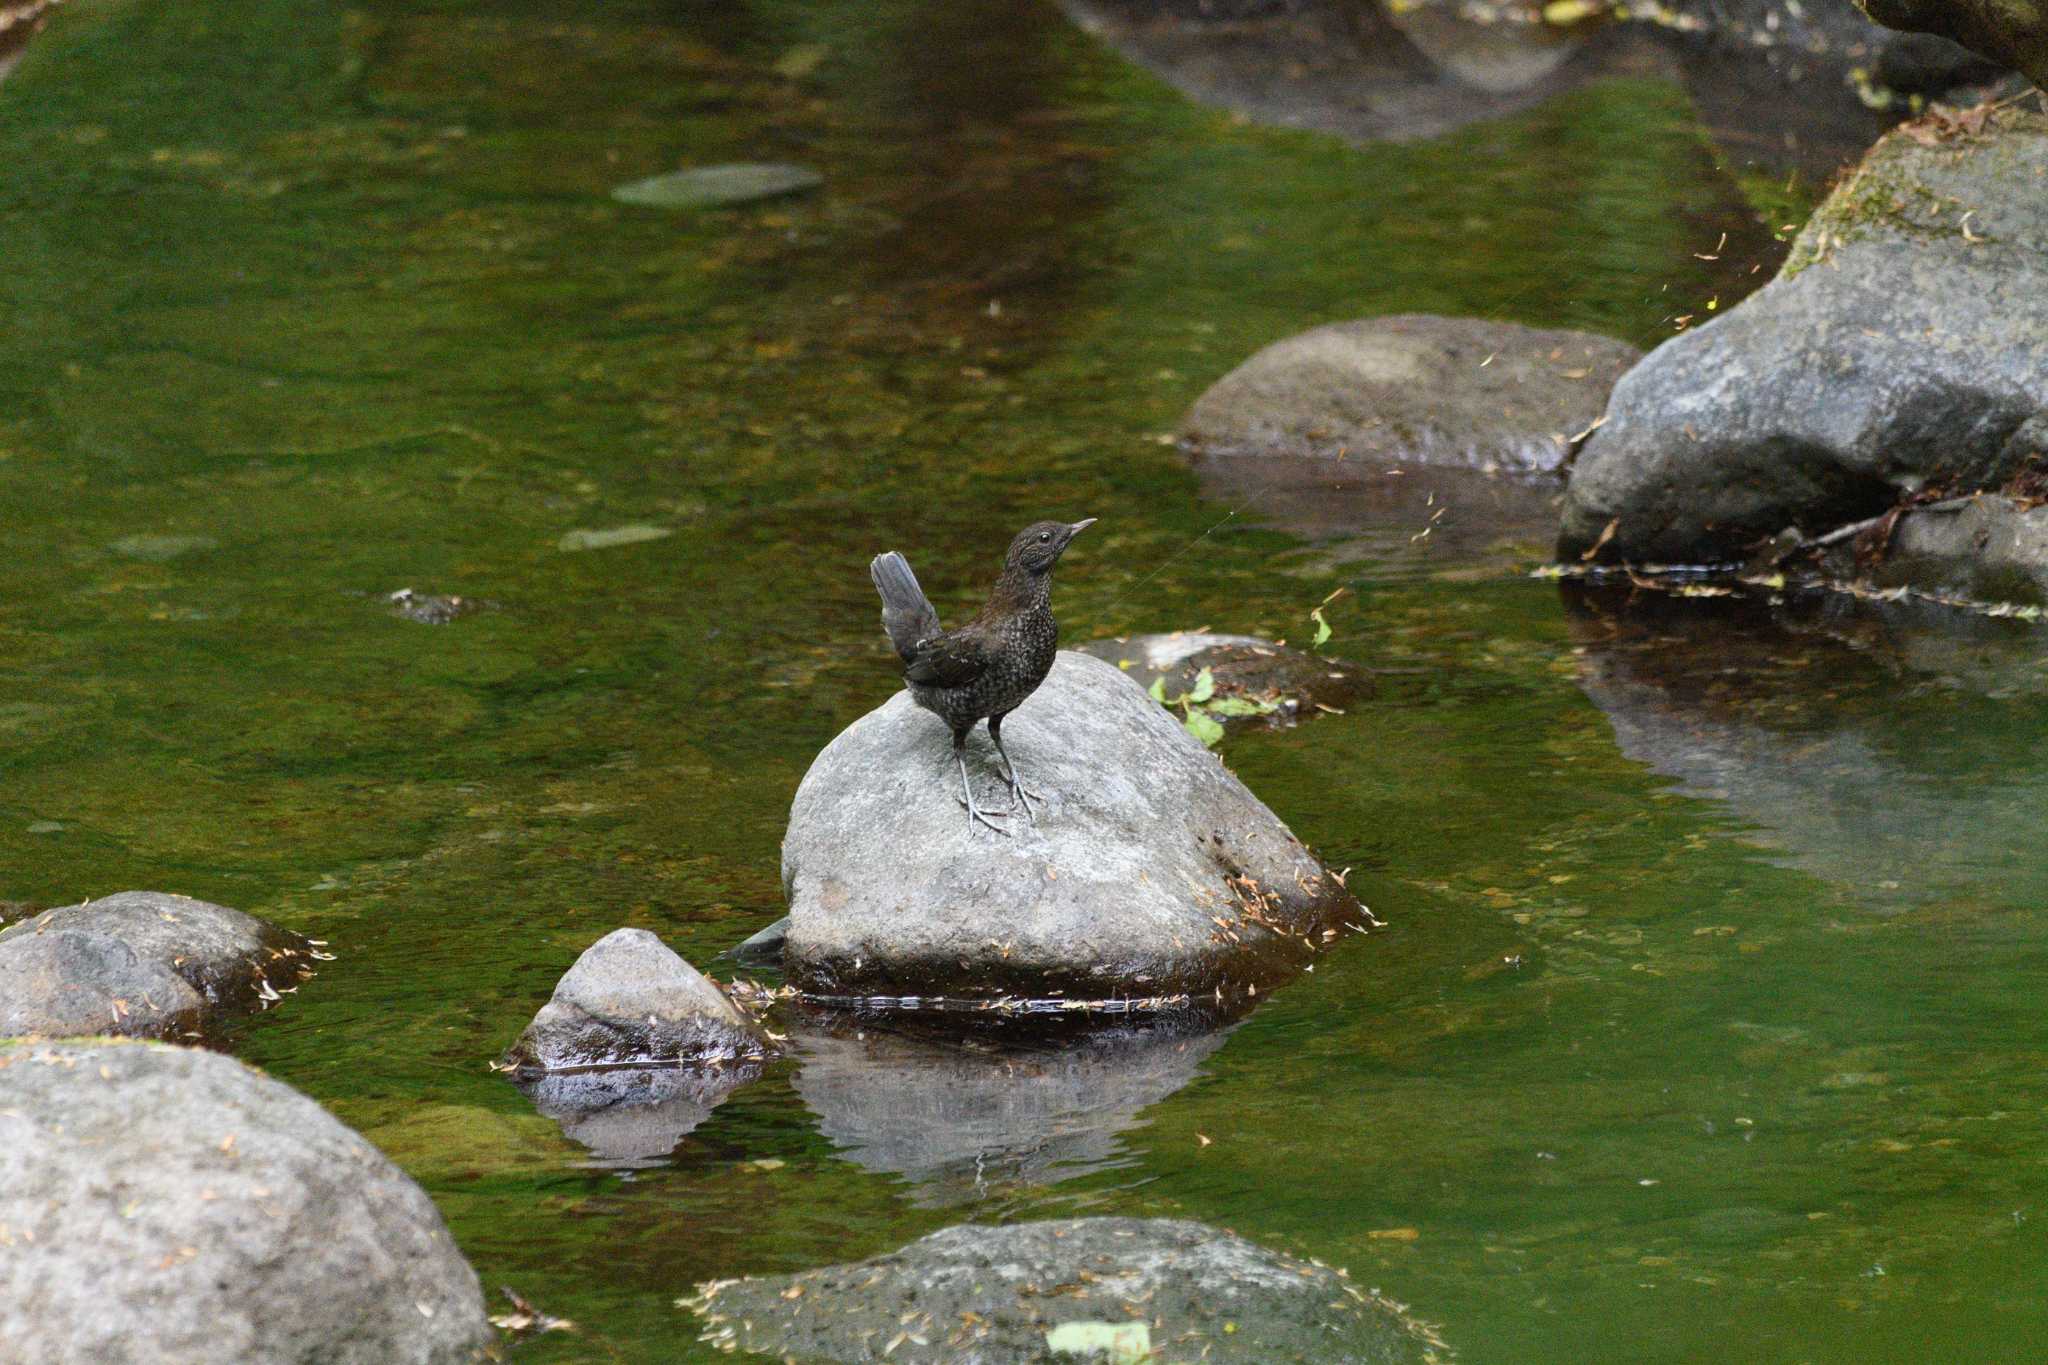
left=4, top=1, right=2046, bottom=1360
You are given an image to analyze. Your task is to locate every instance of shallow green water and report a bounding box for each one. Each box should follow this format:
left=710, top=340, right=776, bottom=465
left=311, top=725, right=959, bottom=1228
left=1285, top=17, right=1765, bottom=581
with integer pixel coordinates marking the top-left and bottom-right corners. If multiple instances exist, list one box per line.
left=5, top=2, right=2047, bottom=1361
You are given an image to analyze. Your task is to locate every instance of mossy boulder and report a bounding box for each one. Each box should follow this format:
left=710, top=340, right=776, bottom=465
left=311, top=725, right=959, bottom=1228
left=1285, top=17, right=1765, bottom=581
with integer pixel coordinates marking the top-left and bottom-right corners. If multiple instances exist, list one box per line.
left=1561, top=107, right=2048, bottom=564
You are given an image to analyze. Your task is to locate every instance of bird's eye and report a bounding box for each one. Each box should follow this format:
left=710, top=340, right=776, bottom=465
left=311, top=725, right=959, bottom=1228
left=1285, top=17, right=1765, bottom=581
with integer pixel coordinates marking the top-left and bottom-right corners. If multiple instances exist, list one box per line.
left=1038, top=531, right=1052, bottom=543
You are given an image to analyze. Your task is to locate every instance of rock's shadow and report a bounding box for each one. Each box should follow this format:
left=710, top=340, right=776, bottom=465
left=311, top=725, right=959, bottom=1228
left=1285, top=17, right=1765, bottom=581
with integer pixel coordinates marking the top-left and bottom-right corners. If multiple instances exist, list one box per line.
left=1566, top=582, right=2048, bottom=909
left=791, top=1021, right=1228, bottom=1206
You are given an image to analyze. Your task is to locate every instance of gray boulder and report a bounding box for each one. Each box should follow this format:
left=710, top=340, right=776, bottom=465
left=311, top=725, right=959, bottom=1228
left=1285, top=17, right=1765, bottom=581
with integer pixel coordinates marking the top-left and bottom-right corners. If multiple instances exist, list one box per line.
left=0, top=890, right=319, bottom=1040
left=1856, top=0, right=2048, bottom=88
left=1075, top=632, right=1370, bottom=731
left=781, top=651, right=1366, bottom=1012
left=1182, top=314, right=1640, bottom=474
left=685, top=1217, right=1448, bottom=1364
left=1846, top=492, right=2048, bottom=603
left=793, top=1024, right=1226, bottom=1206
left=1661, top=0, right=2003, bottom=94
left=1561, top=108, right=2048, bottom=564
left=0, top=1039, right=492, bottom=1365
left=502, top=927, right=769, bottom=1072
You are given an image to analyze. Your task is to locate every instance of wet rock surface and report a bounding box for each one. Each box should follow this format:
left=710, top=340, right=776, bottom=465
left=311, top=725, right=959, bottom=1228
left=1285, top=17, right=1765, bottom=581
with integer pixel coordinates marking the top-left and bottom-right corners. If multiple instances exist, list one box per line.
left=1856, top=0, right=2048, bottom=88
left=685, top=1217, right=1448, bottom=1364
left=503, top=927, right=770, bottom=1072
left=1076, top=632, right=1371, bottom=730
left=781, top=651, right=1367, bottom=1014
left=1561, top=108, right=2048, bottom=565
left=0, top=891, right=318, bottom=1040
left=1182, top=314, right=1639, bottom=474
left=793, top=1023, right=1226, bottom=1206
left=0, top=1039, right=492, bottom=1365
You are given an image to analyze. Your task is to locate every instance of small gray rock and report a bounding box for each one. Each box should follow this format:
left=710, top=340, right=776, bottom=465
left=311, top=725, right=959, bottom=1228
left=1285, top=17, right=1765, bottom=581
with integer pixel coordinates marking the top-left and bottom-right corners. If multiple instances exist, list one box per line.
left=685, top=1217, right=1449, bottom=1364
left=1561, top=108, right=2048, bottom=563
left=503, top=928, right=769, bottom=1072
left=387, top=588, right=484, bottom=624
left=0, top=891, right=318, bottom=1039
left=0, top=1039, right=492, bottom=1365
left=1075, top=632, right=1371, bottom=730
left=723, top=914, right=790, bottom=968
left=610, top=163, right=822, bottom=209
left=781, top=651, right=1366, bottom=1012
left=1858, top=494, right=2048, bottom=603
left=1181, top=314, right=1640, bottom=474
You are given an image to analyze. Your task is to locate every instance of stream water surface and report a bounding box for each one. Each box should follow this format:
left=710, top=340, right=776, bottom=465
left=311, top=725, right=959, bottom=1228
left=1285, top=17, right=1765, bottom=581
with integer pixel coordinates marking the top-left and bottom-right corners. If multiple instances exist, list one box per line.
left=4, top=2, right=2045, bottom=1361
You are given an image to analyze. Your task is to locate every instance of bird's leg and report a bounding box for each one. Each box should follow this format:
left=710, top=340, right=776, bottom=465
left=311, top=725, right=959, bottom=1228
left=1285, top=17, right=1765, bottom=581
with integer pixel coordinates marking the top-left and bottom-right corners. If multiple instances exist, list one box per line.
left=953, top=728, right=1008, bottom=835
left=988, top=713, right=1041, bottom=823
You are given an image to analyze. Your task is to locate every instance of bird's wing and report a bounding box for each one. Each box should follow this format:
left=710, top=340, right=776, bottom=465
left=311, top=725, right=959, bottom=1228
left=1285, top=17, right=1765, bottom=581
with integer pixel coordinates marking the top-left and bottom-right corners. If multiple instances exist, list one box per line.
left=903, top=624, right=992, bottom=687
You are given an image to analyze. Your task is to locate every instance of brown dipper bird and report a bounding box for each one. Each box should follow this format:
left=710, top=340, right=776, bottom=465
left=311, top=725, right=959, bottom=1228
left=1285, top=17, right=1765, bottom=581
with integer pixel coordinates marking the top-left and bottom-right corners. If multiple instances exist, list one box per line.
left=870, top=518, right=1095, bottom=832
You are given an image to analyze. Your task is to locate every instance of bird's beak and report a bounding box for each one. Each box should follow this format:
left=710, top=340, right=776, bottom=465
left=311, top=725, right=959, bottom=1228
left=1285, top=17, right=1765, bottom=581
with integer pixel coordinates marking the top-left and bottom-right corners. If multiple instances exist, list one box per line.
left=1068, top=518, right=1097, bottom=537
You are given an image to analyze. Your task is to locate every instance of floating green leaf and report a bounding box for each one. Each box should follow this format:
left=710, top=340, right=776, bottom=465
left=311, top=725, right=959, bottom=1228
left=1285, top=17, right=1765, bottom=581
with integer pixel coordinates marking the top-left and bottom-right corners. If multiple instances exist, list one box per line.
left=1184, top=709, right=1225, bottom=747
left=1207, top=695, right=1279, bottom=718
left=1147, top=676, right=1168, bottom=703
left=1187, top=667, right=1216, bottom=704
left=1310, top=606, right=1333, bottom=648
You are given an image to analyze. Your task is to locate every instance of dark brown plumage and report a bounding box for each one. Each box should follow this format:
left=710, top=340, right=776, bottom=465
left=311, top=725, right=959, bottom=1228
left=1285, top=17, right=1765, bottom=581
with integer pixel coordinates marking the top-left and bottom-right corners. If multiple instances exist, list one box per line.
left=870, top=518, right=1095, bottom=831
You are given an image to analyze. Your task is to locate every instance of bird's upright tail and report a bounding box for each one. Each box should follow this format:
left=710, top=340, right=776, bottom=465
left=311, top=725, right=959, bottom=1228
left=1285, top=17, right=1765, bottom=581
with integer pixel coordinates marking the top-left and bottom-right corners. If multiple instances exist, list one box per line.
left=870, top=551, right=941, bottom=663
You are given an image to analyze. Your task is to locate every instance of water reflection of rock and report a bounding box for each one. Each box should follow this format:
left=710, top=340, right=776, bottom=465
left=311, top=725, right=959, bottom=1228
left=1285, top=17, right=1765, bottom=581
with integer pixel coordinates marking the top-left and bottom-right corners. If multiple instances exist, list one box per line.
left=793, top=1023, right=1227, bottom=1206
left=1566, top=583, right=2048, bottom=908
left=520, top=1064, right=762, bottom=1170
left=1062, top=0, right=1662, bottom=144
left=1061, top=0, right=1999, bottom=179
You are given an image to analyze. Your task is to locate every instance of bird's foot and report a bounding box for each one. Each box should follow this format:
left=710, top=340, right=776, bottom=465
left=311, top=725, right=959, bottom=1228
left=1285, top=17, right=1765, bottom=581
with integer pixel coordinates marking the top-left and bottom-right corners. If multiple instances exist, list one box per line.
left=955, top=795, right=1012, bottom=836
left=1002, top=780, right=1044, bottom=825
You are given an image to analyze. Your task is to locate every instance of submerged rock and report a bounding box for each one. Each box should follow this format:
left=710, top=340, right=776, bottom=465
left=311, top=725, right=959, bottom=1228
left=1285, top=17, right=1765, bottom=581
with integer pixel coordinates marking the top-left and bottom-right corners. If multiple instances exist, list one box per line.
left=1855, top=0, right=2048, bottom=88
left=685, top=1217, right=1448, bottom=1364
left=519, top=1062, right=764, bottom=1169
left=0, top=891, right=319, bottom=1040
left=724, top=914, right=790, bottom=968
left=0, top=1039, right=492, bottom=1365
left=1182, top=315, right=1640, bottom=474
left=610, top=163, right=822, bottom=209
left=1076, top=632, right=1371, bottom=731
left=792, top=1023, right=1226, bottom=1206
left=781, top=652, right=1366, bottom=1014
left=386, top=588, right=484, bottom=624
left=503, top=927, right=770, bottom=1072
left=1561, top=107, right=2048, bottom=564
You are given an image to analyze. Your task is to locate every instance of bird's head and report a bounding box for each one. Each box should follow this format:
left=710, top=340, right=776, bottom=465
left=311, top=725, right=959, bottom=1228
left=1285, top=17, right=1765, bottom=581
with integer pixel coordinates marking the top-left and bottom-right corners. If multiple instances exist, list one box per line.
left=1006, top=518, right=1096, bottom=575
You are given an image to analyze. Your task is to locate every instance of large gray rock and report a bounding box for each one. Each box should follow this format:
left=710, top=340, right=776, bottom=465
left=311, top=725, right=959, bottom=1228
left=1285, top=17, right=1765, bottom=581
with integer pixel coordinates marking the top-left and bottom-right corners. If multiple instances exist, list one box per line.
left=685, top=1217, right=1449, bottom=1364
left=781, top=651, right=1365, bottom=1011
left=793, top=1024, right=1226, bottom=1206
left=0, top=891, right=319, bottom=1040
left=1856, top=0, right=2048, bottom=88
left=1561, top=108, right=2048, bottom=564
left=0, top=1040, right=492, bottom=1365
left=1663, top=0, right=2004, bottom=93
left=502, top=927, right=769, bottom=1072
left=1182, top=314, right=1640, bottom=474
